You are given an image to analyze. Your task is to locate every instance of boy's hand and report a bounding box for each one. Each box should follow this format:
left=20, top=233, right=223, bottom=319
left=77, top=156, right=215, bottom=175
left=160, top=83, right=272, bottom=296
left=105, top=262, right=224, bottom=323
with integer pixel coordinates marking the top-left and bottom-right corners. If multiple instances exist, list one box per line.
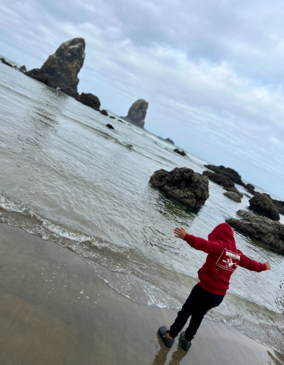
left=174, top=227, right=187, bottom=239
left=264, top=262, right=271, bottom=270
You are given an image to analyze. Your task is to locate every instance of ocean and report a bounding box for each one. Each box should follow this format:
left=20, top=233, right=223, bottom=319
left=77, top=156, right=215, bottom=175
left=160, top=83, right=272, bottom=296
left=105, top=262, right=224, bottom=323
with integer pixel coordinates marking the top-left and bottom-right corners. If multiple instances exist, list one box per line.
left=0, top=62, right=283, bottom=352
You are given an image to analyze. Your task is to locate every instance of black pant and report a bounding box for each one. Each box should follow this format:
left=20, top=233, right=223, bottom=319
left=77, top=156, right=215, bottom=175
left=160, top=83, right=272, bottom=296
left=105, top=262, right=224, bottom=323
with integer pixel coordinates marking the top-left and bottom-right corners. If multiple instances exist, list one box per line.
left=169, top=284, right=224, bottom=342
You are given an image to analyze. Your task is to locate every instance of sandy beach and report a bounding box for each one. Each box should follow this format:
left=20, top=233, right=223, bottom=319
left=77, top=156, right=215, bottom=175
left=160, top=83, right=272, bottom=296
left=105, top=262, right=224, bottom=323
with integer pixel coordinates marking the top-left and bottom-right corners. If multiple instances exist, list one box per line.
left=0, top=223, right=283, bottom=365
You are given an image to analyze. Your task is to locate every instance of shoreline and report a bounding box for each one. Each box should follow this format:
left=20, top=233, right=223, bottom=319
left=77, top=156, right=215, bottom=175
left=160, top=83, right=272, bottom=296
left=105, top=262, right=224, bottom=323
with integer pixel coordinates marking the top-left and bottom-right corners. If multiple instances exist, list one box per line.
left=0, top=223, right=283, bottom=365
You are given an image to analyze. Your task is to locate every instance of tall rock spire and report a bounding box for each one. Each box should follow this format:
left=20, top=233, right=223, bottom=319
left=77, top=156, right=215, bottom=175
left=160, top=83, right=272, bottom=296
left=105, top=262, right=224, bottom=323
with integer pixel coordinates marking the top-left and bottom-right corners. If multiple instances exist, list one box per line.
left=122, top=99, right=149, bottom=128
left=40, top=38, right=85, bottom=92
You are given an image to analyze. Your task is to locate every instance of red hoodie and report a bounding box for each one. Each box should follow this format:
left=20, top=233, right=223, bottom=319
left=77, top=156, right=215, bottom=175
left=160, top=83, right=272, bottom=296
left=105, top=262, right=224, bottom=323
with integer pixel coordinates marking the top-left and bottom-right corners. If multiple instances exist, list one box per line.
left=184, top=223, right=267, bottom=295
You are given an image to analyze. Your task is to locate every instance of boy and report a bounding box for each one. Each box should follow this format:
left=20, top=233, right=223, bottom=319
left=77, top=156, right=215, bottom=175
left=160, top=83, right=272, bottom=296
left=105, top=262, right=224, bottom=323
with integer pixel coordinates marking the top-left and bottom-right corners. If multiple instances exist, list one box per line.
left=158, top=223, right=270, bottom=351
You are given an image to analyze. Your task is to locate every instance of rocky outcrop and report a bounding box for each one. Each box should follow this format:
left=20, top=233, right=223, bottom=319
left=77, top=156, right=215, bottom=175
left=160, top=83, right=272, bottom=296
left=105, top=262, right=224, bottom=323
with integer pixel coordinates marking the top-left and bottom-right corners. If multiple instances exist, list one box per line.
left=106, top=124, right=114, bottom=129
left=79, top=93, right=100, bottom=110
left=245, top=183, right=255, bottom=195
left=40, top=38, right=85, bottom=93
left=202, top=171, right=235, bottom=188
left=149, top=167, right=209, bottom=210
left=204, top=165, right=244, bottom=186
left=100, top=109, right=108, bottom=116
left=249, top=193, right=280, bottom=221
left=24, top=39, right=105, bottom=113
left=19, top=65, right=27, bottom=72
left=61, top=86, right=79, bottom=99
left=1, top=58, right=27, bottom=73
left=0, top=58, right=13, bottom=68
left=223, top=186, right=243, bottom=198
left=224, top=191, right=241, bottom=202
left=272, top=199, right=284, bottom=216
left=122, top=99, right=148, bottom=128
left=226, top=210, right=284, bottom=252
left=164, top=138, right=174, bottom=145
left=174, top=149, right=186, bottom=156
left=25, top=69, right=57, bottom=88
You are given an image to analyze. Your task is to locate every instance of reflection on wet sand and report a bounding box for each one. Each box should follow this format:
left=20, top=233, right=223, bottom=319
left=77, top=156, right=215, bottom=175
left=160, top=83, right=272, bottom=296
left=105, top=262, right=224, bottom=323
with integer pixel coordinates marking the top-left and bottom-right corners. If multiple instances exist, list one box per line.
left=151, top=335, right=188, bottom=365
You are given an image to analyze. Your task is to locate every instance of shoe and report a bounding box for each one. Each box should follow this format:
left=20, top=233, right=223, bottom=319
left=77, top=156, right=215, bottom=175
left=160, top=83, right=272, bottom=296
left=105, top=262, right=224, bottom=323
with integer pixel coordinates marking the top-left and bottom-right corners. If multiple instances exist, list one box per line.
left=158, top=326, right=175, bottom=347
left=179, top=332, right=192, bottom=351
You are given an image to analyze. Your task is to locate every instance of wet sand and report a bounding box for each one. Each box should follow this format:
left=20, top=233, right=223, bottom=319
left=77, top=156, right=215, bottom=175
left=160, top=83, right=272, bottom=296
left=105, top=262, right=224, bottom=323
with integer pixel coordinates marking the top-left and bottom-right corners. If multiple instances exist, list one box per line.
left=0, top=223, right=283, bottom=365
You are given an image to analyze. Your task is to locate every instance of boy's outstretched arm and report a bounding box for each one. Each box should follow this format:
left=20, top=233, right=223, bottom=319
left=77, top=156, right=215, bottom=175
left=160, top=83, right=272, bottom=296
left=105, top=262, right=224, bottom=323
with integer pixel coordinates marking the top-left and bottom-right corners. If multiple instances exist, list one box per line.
left=174, top=227, right=223, bottom=255
left=239, top=253, right=270, bottom=271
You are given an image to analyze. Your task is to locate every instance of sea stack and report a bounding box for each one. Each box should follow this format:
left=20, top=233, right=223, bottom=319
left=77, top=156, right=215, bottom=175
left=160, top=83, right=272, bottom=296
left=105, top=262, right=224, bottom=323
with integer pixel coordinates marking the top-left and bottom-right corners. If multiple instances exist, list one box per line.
left=40, top=38, right=85, bottom=93
left=122, top=99, right=148, bottom=128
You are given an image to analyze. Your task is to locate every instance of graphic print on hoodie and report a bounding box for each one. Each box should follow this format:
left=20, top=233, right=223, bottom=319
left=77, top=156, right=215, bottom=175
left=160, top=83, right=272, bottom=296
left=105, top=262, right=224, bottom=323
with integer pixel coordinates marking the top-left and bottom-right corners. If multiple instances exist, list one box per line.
left=183, top=223, right=267, bottom=295
left=216, top=249, right=240, bottom=272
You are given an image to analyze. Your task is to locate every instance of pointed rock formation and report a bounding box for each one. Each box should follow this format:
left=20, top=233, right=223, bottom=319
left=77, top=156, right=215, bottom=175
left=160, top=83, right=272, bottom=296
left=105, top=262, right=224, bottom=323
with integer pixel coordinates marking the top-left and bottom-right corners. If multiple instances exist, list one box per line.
left=40, top=38, right=85, bottom=93
left=122, top=99, right=148, bottom=128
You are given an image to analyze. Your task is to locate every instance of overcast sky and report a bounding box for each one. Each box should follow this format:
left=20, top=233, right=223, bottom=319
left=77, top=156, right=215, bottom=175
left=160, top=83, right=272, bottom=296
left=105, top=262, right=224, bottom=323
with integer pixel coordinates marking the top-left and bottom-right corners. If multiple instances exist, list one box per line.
left=1, top=0, right=284, bottom=199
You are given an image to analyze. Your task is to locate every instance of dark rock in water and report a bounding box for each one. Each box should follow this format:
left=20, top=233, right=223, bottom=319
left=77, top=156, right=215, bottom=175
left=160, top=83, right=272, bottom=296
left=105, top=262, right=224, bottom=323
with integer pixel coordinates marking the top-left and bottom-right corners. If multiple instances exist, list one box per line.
left=109, top=116, right=115, bottom=119
left=245, top=183, right=255, bottom=195
left=204, top=164, right=244, bottom=186
left=226, top=210, right=284, bottom=252
left=79, top=93, right=101, bottom=110
left=0, top=58, right=13, bottom=68
left=1, top=58, right=26, bottom=73
left=61, top=85, right=79, bottom=99
left=149, top=167, right=209, bottom=209
left=25, top=69, right=57, bottom=88
left=272, top=199, right=284, bottom=216
left=100, top=109, right=108, bottom=116
left=224, top=191, right=241, bottom=202
left=122, top=99, right=148, bottom=128
left=40, top=38, right=85, bottom=93
left=249, top=193, right=280, bottom=221
left=223, top=186, right=243, bottom=198
left=253, top=192, right=284, bottom=216
left=174, top=149, right=186, bottom=156
left=106, top=124, right=114, bottom=129
left=164, top=138, right=174, bottom=145
left=202, top=171, right=235, bottom=188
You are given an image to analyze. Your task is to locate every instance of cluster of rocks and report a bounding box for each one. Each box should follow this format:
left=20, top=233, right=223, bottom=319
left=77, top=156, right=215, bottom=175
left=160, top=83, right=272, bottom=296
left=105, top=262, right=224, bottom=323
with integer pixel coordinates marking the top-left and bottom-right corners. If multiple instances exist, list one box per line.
left=202, top=164, right=260, bottom=204
left=149, top=167, right=209, bottom=210
left=203, top=164, right=255, bottom=193
left=203, top=170, right=235, bottom=188
left=202, top=165, right=244, bottom=203
left=201, top=164, right=284, bottom=249
left=149, top=165, right=284, bottom=252
left=226, top=210, right=284, bottom=252
left=1, top=57, right=26, bottom=72
left=164, top=137, right=174, bottom=145
left=22, top=38, right=148, bottom=127
left=25, top=38, right=104, bottom=113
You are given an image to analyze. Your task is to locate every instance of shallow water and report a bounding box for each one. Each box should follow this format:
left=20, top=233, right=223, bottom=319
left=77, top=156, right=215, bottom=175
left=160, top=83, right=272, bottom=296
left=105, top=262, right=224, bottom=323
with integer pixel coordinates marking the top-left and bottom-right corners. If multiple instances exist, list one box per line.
left=0, top=62, right=283, bottom=352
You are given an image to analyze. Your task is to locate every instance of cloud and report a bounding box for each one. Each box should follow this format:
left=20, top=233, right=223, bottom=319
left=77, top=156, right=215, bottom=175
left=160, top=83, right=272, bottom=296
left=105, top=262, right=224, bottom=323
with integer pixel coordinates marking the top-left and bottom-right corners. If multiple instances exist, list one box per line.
left=0, top=0, right=284, bottom=198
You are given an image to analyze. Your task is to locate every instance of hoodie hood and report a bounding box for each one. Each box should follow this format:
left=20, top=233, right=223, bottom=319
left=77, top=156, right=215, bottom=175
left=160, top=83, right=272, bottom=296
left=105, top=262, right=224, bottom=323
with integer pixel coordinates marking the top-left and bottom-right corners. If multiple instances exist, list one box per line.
left=208, top=223, right=236, bottom=249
